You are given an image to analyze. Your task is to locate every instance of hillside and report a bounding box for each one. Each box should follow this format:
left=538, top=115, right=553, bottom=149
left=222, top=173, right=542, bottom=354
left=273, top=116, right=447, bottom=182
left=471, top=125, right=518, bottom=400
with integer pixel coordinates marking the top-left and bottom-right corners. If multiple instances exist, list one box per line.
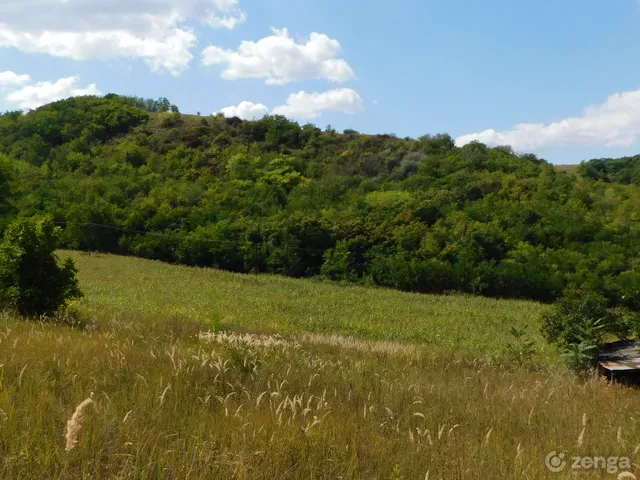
left=579, top=154, right=640, bottom=185
left=553, top=164, right=580, bottom=174
left=2, top=251, right=640, bottom=479
left=66, top=250, right=555, bottom=363
left=1, top=95, right=640, bottom=312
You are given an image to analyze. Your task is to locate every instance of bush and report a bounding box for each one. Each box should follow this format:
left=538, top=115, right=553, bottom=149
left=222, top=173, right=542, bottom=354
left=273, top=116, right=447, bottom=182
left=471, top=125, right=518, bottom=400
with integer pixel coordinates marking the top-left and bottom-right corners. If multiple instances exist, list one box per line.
left=561, top=342, right=599, bottom=373
left=504, top=326, right=537, bottom=367
left=541, top=285, right=633, bottom=372
left=541, top=285, right=619, bottom=348
left=160, top=112, right=183, bottom=128
left=0, top=216, right=82, bottom=317
left=321, top=240, right=357, bottom=281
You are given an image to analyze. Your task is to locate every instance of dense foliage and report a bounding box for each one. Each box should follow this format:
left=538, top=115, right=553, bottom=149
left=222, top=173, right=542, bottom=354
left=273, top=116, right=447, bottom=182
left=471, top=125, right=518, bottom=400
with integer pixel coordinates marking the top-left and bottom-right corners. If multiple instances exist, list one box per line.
left=1, top=95, right=640, bottom=312
left=541, top=285, right=640, bottom=370
left=580, top=155, right=640, bottom=185
left=0, top=216, right=82, bottom=316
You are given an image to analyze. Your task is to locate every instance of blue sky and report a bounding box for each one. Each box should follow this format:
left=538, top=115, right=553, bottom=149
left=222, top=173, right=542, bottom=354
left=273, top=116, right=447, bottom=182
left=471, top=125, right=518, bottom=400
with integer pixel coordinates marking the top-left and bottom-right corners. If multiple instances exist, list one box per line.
left=1, top=0, right=640, bottom=164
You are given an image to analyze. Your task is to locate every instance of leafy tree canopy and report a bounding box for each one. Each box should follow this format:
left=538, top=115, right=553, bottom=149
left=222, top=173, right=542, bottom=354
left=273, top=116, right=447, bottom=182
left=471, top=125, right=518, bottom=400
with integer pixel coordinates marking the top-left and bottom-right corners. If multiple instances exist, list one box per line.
left=0, top=216, right=82, bottom=316
left=0, top=95, right=640, bottom=314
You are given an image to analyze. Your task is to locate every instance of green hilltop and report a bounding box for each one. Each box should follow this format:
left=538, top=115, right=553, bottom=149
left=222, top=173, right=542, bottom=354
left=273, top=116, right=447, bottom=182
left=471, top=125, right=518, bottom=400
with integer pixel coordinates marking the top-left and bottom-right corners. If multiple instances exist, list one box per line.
left=1, top=94, right=640, bottom=311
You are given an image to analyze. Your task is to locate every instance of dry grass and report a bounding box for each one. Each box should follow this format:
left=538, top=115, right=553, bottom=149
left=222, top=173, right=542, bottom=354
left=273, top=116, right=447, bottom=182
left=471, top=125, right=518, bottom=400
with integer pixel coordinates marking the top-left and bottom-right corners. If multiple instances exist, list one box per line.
left=0, top=312, right=639, bottom=479
left=1, top=252, right=638, bottom=478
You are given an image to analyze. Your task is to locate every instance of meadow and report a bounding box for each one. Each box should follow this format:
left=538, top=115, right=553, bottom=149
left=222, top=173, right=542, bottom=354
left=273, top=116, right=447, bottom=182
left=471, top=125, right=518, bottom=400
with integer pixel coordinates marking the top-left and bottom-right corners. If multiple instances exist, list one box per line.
left=1, top=252, right=639, bottom=479
left=65, top=251, right=555, bottom=364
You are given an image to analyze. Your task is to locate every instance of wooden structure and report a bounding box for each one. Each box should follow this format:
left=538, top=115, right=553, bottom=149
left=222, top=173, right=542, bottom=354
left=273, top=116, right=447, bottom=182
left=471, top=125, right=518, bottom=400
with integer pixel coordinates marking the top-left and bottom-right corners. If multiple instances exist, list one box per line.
left=598, top=340, right=640, bottom=384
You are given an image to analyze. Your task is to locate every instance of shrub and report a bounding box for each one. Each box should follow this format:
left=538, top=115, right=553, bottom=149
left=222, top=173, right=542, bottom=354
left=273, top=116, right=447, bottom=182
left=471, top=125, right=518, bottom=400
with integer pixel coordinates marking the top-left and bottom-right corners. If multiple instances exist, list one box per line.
left=561, top=342, right=599, bottom=373
left=160, top=112, right=183, bottom=128
left=0, top=216, right=82, bottom=317
left=541, top=285, right=633, bottom=372
left=321, top=240, right=357, bottom=281
left=504, top=326, right=537, bottom=367
left=541, top=285, right=617, bottom=348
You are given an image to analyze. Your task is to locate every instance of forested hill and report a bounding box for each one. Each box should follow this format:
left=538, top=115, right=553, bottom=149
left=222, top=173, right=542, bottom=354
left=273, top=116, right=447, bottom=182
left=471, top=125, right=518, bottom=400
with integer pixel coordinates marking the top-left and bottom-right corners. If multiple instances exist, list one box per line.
left=1, top=94, right=640, bottom=310
left=579, top=155, right=640, bottom=185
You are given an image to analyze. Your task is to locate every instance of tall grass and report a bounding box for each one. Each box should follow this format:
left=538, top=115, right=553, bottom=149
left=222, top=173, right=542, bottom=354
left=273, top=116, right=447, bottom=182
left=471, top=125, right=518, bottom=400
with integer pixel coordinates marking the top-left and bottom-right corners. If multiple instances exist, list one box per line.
left=1, top=252, right=637, bottom=478
left=0, top=311, right=638, bottom=479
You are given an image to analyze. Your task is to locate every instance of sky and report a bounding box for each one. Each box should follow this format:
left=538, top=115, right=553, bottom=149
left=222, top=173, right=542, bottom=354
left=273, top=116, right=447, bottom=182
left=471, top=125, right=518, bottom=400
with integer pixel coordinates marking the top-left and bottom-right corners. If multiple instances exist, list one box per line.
left=1, top=0, right=640, bottom=164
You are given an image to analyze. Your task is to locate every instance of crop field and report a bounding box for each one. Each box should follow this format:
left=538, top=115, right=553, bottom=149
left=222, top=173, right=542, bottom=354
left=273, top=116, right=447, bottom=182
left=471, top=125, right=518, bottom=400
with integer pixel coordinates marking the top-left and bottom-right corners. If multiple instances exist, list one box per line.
left=1, top=252, right=639, bottom=479
left=65, top=251, right=556, bottom=364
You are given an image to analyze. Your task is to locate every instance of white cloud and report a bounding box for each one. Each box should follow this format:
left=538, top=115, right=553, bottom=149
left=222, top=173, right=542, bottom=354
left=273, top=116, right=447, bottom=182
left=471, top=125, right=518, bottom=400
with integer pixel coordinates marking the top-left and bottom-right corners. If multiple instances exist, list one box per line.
left=0, top=71, right=31, bottom=88
left=456, top=89, right=640, bottom=151
left=6, top=76, right=101, bottom=111
left=272, top=88, right=364, bottom=119
left=0, top=29, right=198, bottom=76
left=216, top=89, right=364, bottom=121
left=217, top=101, right=269, bottom=119
left=202, top=27, right=356, bottom=85
left=206, top=11, right=247, bottom=29
left=0, top=0, right=246, bottom=75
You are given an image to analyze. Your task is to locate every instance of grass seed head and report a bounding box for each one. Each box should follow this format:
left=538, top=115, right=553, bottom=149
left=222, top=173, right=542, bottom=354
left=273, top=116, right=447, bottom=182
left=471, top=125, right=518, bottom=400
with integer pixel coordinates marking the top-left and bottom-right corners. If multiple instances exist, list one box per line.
left=65, top=392, right=95, bottom=452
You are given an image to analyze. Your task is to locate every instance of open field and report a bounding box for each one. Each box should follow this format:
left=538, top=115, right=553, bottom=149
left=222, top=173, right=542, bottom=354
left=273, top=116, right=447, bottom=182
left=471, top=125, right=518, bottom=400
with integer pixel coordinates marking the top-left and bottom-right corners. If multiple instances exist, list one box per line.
left=1, top=252, right=639, bottom=479
left=2, top=311, right=640, bottom=478
left=65, top=250, right=556, bottom=364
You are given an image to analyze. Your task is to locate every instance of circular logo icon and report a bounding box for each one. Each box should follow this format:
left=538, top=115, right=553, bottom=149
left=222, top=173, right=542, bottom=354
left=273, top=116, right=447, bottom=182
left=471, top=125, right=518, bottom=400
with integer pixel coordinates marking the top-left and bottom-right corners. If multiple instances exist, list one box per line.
left=545, top=451, right=567, bottom=473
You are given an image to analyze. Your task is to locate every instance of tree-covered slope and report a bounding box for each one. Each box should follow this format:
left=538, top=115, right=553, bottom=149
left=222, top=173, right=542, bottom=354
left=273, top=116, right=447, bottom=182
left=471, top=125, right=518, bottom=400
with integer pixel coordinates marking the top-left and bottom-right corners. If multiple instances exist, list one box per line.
left=2, top=94, right=640, bottom=311
left=579, top=154, right=640, bottom=185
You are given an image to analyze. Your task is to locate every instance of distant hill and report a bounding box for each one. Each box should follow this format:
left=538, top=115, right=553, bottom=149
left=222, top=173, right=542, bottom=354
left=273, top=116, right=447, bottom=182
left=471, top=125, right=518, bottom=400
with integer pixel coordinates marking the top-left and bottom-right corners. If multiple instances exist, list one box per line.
left=1, top=94, right=640, bottom=311
left=578, top=155, right=640, bottom=185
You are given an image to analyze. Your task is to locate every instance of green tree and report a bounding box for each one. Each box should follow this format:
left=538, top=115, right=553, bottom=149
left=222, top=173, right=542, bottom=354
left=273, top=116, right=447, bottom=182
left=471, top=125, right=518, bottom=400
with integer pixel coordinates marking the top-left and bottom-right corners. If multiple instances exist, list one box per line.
left=0, top=154, right=14, bottom=224
left=0, top=216, right=82, bottom=317
left=541, top=285, right=618, bottom=347
left=321, top=240, right=355, bottom=281
left=5, top=95, right=640, bottom=311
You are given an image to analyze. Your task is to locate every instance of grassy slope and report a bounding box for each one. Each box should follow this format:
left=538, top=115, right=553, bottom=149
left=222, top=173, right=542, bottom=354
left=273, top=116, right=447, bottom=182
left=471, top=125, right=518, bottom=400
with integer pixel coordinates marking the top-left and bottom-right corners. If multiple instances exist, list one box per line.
left=1, top=313, right=639, bottom=479
left=1, top=252, right=640, bottom=479
left=554, top=164, right=580, bottom=174
left=66, top=251, right=555, bottom=363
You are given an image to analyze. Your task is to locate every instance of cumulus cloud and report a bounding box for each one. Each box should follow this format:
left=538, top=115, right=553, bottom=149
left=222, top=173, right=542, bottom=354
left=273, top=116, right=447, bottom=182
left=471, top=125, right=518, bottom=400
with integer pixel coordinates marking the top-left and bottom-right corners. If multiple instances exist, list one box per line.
left=0, top=0, right=246, bottom=75
left=217, top=101, right=269, bottom=119
left=0, top=71, right=31, bottom=88
left=6, top=76, right=101, bottom=111
left=202, top=27, right=356, bottom=85
left=272, top=88, right=364, bottom=119
left=0, top=29, right=198, bottom=76
left=456, top=89, right=640, bottom=151
left=216, top=89, right=364, bottom=120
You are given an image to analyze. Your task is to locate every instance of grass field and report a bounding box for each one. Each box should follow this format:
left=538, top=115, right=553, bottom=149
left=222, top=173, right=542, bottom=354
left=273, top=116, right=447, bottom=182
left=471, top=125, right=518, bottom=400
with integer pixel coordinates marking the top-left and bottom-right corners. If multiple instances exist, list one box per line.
left=65, top=250, right=556, bottom=364
left=1, top=251, right=639, bottom=479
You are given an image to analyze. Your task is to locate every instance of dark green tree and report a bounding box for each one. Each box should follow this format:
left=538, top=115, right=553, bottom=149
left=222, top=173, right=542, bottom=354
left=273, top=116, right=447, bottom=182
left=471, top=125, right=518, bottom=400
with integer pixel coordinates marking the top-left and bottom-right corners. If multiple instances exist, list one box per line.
left=0, top=216, right=82, bottom=317
left=0, top=154, right=14, bottom=225
left=541, top=285, right=620, bottom=347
